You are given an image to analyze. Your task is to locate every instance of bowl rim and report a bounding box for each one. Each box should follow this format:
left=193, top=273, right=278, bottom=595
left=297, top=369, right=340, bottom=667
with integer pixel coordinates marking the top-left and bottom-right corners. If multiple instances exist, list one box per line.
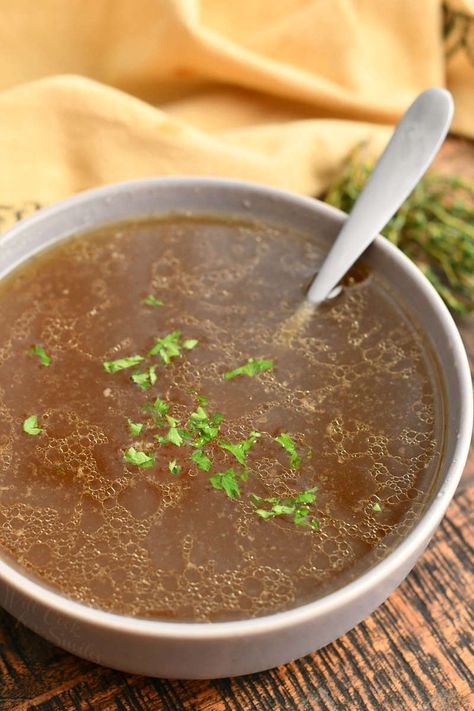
left=0, top=176, right=471, bottom=639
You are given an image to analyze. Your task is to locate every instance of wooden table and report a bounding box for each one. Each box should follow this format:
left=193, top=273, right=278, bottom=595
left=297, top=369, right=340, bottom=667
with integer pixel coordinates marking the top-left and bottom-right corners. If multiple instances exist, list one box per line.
left=1, top=140, right=473, bottom=711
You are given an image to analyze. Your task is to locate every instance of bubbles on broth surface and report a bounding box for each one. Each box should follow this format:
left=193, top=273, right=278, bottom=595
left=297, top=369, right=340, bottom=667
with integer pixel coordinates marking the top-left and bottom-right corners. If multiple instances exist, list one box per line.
left=0, top=217, right=444, bottom=621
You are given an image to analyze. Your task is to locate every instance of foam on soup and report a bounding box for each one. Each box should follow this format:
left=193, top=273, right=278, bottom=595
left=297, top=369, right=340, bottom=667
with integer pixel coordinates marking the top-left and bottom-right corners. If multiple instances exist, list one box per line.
left=0, top=217, right=444, bottom=621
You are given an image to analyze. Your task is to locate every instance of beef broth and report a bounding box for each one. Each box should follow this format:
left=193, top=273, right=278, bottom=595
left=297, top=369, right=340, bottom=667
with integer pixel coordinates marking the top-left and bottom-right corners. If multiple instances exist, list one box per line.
left=0, top=217, right=444, bottom=621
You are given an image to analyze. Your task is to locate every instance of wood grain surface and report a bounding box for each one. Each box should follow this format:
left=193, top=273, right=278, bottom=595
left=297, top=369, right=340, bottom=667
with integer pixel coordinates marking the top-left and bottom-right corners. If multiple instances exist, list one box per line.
left=0, top=138, right=473, bottom=710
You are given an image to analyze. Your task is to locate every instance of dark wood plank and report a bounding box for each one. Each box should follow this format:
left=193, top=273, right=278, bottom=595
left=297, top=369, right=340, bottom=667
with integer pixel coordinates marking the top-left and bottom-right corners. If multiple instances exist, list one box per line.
left=1, top=486, right=472, bottom=711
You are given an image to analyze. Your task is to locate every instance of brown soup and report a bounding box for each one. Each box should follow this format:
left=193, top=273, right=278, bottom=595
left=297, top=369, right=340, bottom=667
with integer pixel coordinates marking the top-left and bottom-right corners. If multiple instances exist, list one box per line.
left=0, top=217, right=444, bottom=621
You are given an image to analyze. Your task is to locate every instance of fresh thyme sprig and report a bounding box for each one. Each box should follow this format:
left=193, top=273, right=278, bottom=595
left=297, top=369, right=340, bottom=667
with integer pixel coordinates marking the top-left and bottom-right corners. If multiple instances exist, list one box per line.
left=323, top=154, right=474, bottom=315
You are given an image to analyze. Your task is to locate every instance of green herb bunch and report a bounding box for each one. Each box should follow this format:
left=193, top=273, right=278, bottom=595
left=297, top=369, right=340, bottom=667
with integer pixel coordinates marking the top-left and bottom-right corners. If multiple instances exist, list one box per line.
left=324, top=154, right=474, bottom=315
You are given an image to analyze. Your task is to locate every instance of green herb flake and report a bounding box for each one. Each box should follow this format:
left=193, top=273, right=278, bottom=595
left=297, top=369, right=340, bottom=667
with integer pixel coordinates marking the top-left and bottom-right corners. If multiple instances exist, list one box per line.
left=168, top=459, right=181, bottom=476
left=131, top=365, right=158, bottom=390
left=22, top=414, right=43, bottom=436
left=151, top=397, right=169, bottom=415
left=167, top=427, right=183, bottom=446
left=28, top=344, right=51, bottom=367
left=209, top=468, right=242, bottom=499
left=224, top=357, right=273, bottom=381
left=123, top=447, right=155, bottom=468
left=148, top=331, right=199, bottom=364
left=219, top=431, right=260, bottom=466
left=293, top=489, right=317, bottom=504
left=156, top=419, right=184, bottom=447
left=148, top=331, right=182, bottom=364
left=128, top=419, right=144, bottom=437
left=143, top=294, right=164, bottom=308
left=372, top=502, right=382, bottom=513
left=294, top=507, right=320, bottom=529
left=250, top=487, right=319, bottom=529
left=190, top=449, right=212, bottom=471
left=177, top=428, right=193, bottom=443
left=187, top=405, right=224, bottom=447
left=143, top=397, right=169, bottom=423
left=274, top=433, right=301, bottom=469
left=253, top=508, right=275, bottom=519
left=103, top=355, right=144, bottom=374
left=131, top=371, right=149, bottom=390
left=147, top=366, right=158, bottom=387
left=189, top=406, right=207, bottom=422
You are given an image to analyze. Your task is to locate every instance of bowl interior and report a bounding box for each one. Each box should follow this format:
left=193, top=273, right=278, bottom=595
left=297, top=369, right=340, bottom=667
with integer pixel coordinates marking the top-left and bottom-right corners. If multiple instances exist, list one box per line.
left=0, top=177, right=471, bottom=635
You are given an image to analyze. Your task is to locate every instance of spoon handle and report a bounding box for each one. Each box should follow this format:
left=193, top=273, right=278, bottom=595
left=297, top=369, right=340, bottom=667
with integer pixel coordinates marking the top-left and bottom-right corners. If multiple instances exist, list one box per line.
left=306, top=87, right=454, bottom=304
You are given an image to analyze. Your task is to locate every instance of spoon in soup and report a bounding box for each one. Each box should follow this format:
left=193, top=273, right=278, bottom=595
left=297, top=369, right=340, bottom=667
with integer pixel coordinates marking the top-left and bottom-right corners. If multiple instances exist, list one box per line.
left=305, top=87, right=454, bottom=306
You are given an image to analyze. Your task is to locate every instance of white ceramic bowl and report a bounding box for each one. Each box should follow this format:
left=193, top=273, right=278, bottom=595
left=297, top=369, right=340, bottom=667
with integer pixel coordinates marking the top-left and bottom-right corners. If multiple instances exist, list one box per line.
left=0, top=178, right=471, bottom=679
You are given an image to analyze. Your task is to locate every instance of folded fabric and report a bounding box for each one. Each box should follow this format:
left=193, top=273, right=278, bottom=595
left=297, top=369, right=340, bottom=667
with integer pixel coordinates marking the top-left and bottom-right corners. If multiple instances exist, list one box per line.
left=0, top=0, right=471, bottom=209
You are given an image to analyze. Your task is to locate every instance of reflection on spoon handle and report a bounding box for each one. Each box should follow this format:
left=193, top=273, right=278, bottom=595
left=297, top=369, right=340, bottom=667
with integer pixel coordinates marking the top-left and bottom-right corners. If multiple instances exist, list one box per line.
left=306, top=88, right=454, bottom=305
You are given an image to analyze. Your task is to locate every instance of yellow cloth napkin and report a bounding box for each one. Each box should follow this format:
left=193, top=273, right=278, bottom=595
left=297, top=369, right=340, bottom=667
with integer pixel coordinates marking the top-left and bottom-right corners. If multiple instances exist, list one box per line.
left=0, top=0, right=472, bottom=210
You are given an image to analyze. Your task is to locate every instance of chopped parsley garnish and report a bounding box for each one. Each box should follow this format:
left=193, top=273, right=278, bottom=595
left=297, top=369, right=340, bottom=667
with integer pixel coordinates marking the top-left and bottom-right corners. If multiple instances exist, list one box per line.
left=168, top=459, right=181, bottom=476
left=103, top=355, right=144, bottom=373
left=123, top=447, right=155, bottom=468
left=93, top=298, right=317, bottom=527
left=209, top=468, right=246, bottom=499
left=131, top=365, right=158, bottom=390
left=27, top=275, right=331, bottom=543
left=167, top=426, right=184, bottom=446
left=274, top=433, right=301, bottom=469
left=224, top=357, right=273, bottom=380
left=143, top=294, right=164, bottom=308
left=22, top=415, right=43, bottom=436
left=186, top=403, right=224, bottom=447
left=147, top=366, right=158, bottom=387
left=155, top=415, right=184, bottom=447
left=190, top=449, right=212, bottom=471
left=148, top=331, right=181, bottom=363
left=191, top=414, right=223, bottom=447
left=219, top=431, right=260, bottom=466
left=128, top=419, right=144, bottom=437
left=372, top=502, right=382, bottom=513
left=143, top=397, right=169, bottom=423
left=189, top=406, right=207, bottom=423
left=28, top=344, right=51, bottom=367
left=250, top=488, right=319, bottom=529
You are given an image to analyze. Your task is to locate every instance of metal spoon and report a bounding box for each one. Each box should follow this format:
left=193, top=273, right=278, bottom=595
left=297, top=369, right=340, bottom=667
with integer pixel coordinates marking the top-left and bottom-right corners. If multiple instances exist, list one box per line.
left=306, top=88, right=454, bottom=305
